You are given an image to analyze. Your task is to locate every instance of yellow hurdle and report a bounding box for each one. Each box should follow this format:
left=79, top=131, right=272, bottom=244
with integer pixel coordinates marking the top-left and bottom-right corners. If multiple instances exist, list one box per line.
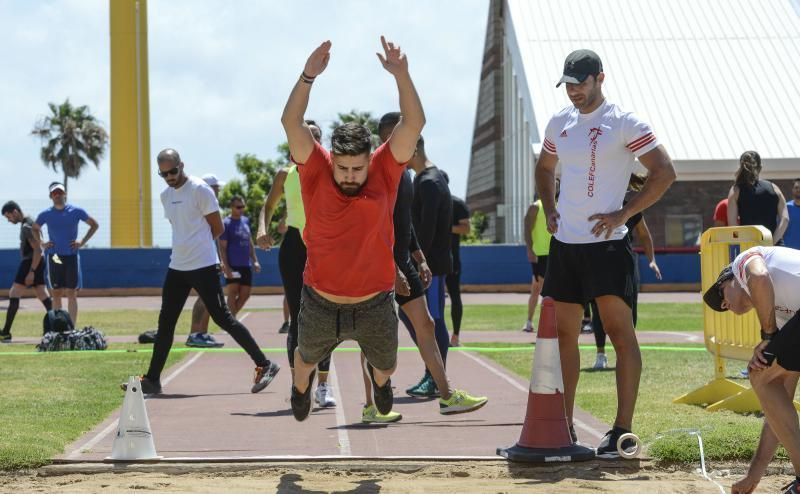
left=673, top=226, right=800, bottom=413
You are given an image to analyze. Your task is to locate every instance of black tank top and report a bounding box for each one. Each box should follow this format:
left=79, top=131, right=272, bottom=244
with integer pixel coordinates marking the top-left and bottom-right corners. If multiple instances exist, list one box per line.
left=737, top=179, right=778, bottom=234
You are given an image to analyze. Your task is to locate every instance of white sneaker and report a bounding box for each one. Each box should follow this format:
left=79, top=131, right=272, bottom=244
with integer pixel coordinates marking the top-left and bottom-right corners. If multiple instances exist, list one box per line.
left=593, top=353, right=608, bottom=370
left=522, top=321, right=534, bottom=333
left=314, top=382, right=337, bottom=407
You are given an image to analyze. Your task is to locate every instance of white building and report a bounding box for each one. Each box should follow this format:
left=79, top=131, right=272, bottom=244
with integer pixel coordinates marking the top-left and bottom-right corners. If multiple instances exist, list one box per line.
left=467, top=0, right=800, bottom=245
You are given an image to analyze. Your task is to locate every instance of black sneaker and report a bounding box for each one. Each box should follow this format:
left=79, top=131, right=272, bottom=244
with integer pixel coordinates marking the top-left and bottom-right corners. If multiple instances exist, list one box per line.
left=366, top=362, right=393, bottom=415
left=596, top=427, right=637, bottom=458
left=252, top=361, right=281, bottom=393
left=278, top=321, right=289, bottom=334
left=120, top=375, right=162, bottom=395
left=0, top=331, right=11, bottom=343
left=290, top=369, right=316, bottom=422
left=783, top=478, right=800, bottom=494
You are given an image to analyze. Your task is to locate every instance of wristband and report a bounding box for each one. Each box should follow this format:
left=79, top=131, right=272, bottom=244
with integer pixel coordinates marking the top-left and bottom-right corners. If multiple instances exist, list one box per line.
left=760, top=329, right=775, bottom=341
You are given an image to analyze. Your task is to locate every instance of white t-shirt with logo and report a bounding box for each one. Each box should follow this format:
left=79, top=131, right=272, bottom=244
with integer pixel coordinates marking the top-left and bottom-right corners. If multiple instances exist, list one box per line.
left=542, top=100, right=659, bottom=244
left=731, top=246, right=800, bottom=328
left=160, top=175, right=220, bottom=271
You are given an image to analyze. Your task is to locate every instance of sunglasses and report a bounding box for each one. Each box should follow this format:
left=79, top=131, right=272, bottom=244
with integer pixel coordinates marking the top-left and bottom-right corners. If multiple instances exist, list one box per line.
left=158, top=166, right=181, bottom=178
left=233, top=205, right=245, bottom=210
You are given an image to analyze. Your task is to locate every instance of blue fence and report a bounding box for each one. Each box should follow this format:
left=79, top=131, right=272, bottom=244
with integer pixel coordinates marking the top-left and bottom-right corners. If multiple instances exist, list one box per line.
left=0, top=245, right=701, bottom=289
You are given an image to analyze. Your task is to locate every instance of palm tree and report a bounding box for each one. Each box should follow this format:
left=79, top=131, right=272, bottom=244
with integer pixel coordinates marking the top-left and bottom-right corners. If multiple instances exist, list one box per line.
left=331, top=109, right=380, bottom=148
left=31, top=100, right=109, bottom=192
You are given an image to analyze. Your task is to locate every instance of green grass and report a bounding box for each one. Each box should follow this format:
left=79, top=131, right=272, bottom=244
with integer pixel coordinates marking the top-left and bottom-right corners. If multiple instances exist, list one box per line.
left=7, top=309, right=207, bottom=337
left=450, top=303, right=702, bottom=332
left=0, top=348, right=183, bottom=470
left=481, top=343, right=789, bottom=464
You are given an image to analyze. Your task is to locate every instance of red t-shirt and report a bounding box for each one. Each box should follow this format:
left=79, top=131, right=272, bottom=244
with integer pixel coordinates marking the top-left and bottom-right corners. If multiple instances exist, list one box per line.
left=296, top=141, right=405, bottom=297
left=713, top=199, right=728, bottom=226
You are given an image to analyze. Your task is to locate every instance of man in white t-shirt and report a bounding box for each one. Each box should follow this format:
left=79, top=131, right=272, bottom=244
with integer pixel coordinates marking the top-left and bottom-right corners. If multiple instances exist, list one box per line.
left=535, top=49, right=676, bottom=458
left=125, top=148, right=280, bottom=395
left=704, top=246, right=800, bottom=494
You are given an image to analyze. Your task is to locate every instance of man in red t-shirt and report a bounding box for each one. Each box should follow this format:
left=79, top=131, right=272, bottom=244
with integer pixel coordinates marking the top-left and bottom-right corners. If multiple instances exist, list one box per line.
left=281, top=37, right=425, bottom=422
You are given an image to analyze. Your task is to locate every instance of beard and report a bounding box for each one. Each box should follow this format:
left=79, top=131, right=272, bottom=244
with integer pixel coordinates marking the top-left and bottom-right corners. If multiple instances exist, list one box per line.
left=336, top=181, right=364, bottom=197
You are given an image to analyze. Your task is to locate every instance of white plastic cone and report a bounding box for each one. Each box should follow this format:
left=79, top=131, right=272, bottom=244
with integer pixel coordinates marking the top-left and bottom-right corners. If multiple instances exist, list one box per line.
left=107, top=376, right=161, bottom=461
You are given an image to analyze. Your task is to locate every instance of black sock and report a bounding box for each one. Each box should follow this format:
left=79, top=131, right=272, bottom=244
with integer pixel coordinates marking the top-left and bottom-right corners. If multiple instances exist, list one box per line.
left=3, top=297, right=20, bottom=334
left=41, top=297, right=53, bottom=311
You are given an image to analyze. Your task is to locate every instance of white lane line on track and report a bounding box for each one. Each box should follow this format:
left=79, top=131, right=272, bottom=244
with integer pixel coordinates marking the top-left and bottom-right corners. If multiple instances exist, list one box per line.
left=328, top=360, right=352, bottom=456
left=457, top=350, right=605, bottom=442
left=237, top=312, right=250, bottom=323
left=656, top=331, right=701, bottom=343
left=65, top=351, right=205, bottom=459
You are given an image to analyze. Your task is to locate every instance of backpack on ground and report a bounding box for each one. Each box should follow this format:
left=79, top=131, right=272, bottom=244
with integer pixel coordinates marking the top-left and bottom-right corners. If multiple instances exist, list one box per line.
left=42, top=309, right=74, bottom=334
left=138, top=330, right=157, bottom=344
left=37, top=326, right=108, bottom=352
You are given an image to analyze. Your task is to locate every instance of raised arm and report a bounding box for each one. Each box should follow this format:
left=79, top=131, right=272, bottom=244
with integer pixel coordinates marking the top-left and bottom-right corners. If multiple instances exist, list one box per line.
left=281, top=41, right=331, bottom=164
left=256, top=168, right=288, bottom=249
left=377, top=36, right=425, bottom=163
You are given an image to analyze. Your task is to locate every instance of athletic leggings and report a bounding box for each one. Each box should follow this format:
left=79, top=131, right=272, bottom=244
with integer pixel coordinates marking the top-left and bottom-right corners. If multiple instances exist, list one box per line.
left=445, top=270, right=463, bottom=335
left=147, top=265, right=270, bottom=381
left=592, top=260, right=640, bottom=349
left=399, top=274, right=450, bottom=367
left=278, top=227, right=330, bottom=372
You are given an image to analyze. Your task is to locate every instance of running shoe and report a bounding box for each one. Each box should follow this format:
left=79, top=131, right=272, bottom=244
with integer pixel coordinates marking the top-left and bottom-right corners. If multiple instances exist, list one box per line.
left=251, top=361, right=281, bottom=393
left=593, top=353, right=608, bottom=370
left=439, top=389, right=488, bottom=415
left=783, top=478, right=800, bottom=494
left=314, top=382, right=337, bottom=408
left=0, top=331, right=11, bottom=343
left=290, top=369, right=315, bottom=422
left=186, top=332, right=224, bottom=348
left=450, top=334, right=461, bottom=347
left=365, top=362, right=393, bottom=415
left=120, top=375, right=162, bottom=395
left=278, top=321, right=289, bottom=334
left=521, top=321, right=534, bottom=333
left=407, top=373, right=440, bottom=398
left=596, top=427, right=637, bottom=459
left=405, top=373, right=428, bottom=396
left=361, top=404, right=402, bottom=424
left=580, top=319, right=594, bottom=334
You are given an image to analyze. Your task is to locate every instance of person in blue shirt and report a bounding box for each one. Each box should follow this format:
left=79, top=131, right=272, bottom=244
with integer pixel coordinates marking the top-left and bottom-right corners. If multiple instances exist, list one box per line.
left=32, top=182, right=99, bottom=325
left=784, top=178, right=800, bottom=250
left=219, top=195, right=260, bottom=317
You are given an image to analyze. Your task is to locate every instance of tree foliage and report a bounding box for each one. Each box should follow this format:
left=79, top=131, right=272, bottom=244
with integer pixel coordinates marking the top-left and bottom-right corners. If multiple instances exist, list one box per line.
left=31, top=99, right=109, bottom=192
left=462, top=211, right=490, bottom=244
left=330, top=109, right=380, bottom=148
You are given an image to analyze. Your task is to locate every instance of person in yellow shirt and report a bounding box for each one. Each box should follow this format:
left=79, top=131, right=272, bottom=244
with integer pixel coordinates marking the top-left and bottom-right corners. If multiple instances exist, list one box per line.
left=522, top=179, right=559, bottom=332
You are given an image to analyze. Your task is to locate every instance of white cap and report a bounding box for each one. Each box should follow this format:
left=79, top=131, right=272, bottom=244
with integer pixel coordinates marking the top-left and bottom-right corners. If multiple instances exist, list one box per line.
left=49, top=182, right=66, bottom=194
left=201, top=173, right=225, bottom=188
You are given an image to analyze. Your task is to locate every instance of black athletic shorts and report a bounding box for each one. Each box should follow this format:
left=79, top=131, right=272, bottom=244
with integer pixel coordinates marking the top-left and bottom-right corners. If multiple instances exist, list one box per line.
left=531, top=255, right=549, bottom=280
left=47, top=254, right=81, bottom=290
left=14, top=258, right=46, bottom=286
left=541, top=237, right=636, bottom=308
left=395, top=258, right=425, bottom=306
left=225, top=266, right=253, bottom=286
left=764, top=311, right=800, bottom=372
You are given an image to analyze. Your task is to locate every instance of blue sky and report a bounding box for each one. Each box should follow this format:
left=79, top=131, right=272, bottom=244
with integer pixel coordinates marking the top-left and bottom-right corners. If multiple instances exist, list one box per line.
left=0, top=0, right=488, bottom=248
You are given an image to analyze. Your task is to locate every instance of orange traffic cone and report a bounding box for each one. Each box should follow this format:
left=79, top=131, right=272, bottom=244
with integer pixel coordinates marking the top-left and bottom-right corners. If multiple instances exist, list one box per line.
left=497, top=297, right=595, bottom=462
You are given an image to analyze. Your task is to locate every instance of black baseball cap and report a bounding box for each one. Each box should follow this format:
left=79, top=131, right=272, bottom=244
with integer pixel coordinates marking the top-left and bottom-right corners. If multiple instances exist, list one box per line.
left=556, top=49, right=603, bottom=87
left=702, top=265, right=735, bottom=312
